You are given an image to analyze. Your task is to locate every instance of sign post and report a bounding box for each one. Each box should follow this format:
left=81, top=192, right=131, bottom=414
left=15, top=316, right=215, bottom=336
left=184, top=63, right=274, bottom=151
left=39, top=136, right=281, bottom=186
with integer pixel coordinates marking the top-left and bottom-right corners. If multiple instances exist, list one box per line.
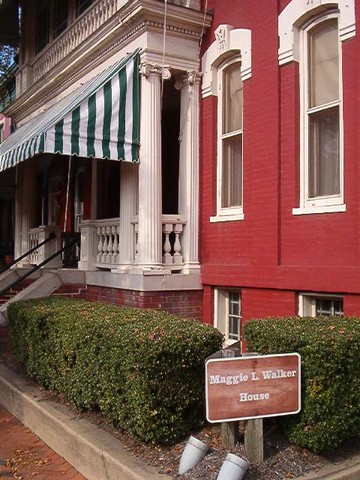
left=205, top=353, right=301, bottom=462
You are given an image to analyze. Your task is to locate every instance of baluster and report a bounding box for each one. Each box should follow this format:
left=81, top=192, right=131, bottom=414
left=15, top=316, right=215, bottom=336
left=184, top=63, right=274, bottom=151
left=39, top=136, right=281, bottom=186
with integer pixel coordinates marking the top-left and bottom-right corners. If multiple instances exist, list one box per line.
left=133, top=222, right=139, bottom=262
left=162, top=223, right=173, bottom=264
left=101, top=226, right=108, bottom=263
left=106, top=226, right=113, bottom=263
left=97, top=226, right=102, bottom=263
left=173, top=224, right=183, bottom=264
left=112, top=225, right=119, bottom=264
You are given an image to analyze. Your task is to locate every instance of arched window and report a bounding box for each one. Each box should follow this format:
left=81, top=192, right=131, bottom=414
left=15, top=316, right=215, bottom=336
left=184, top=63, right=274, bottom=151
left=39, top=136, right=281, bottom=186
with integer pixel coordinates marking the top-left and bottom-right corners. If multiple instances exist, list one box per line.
left=202, top=25, right=251, bottom=222
left=278, top=0, right=355, bottom=215
left=302, top=14, right=342, bottom=208
left=219, top=60, right=243, bottom=211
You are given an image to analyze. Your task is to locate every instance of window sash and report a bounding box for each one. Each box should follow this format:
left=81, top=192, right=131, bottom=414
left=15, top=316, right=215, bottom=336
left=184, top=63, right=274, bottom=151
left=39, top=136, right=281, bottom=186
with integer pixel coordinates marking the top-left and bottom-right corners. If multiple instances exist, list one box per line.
left=308, top=105, right=340, bottom=198
left=221, top=132, right=243, bottom=208
left=300, top=294, right=344, bottom=317
left=217, top=60, right=243, bottom=216
left=299, top=14, right=343, bottom=210
left=215, top=289, right=242, bottom=343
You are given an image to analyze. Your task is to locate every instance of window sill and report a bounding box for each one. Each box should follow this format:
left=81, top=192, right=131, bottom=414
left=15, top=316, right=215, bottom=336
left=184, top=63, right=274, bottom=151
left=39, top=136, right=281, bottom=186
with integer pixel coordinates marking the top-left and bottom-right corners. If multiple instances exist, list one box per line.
left=292, top=204, right=346, bottom=215
left=210, top=213, right=245, bottom=223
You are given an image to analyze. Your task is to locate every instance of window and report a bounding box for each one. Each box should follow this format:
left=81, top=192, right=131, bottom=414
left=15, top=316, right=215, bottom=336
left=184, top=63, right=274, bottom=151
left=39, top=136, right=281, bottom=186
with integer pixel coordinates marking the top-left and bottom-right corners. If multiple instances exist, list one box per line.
left=35, top=0, right=70, bottom=53
left=299, top=293, right=343, bottom=317
left=214, top=61, right=243, bottom=220
left=214, top=289, right=242, bottom=344
left=76, top=0, right=95, bottom=17
left=202, top=25, right=251, bottom=223
left=36, top=0, right=51, bottom=53
left=296, top=13, right=344, bottom=214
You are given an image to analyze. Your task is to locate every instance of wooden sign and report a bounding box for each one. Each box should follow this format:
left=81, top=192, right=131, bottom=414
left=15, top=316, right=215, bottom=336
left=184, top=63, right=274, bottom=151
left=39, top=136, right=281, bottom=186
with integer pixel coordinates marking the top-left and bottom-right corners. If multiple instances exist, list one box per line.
left=206, top=353, right=301, bottom=422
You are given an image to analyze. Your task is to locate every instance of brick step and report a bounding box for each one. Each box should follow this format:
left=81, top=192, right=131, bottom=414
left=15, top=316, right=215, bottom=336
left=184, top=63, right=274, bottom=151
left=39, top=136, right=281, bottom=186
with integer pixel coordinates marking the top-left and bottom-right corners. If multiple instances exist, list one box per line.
left=52, top=284, right=87, bottom=299
left=0, top=279, right=35, bottom=305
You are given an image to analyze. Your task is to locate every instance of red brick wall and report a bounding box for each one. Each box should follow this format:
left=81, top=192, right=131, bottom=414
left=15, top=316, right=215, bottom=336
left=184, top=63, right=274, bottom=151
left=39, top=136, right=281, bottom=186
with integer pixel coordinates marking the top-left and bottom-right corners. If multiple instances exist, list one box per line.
left=200, top=0, right=360, bottom=322
left=83, top=286, right=203, bottom=319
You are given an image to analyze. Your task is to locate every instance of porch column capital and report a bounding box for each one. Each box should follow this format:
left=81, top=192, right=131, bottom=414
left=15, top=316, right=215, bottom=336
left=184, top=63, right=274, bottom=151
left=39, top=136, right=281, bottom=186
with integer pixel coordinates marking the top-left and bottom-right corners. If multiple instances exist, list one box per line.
left=139, top=62, right=171, bottom=80
left=175, top=70, right=201, bottom=90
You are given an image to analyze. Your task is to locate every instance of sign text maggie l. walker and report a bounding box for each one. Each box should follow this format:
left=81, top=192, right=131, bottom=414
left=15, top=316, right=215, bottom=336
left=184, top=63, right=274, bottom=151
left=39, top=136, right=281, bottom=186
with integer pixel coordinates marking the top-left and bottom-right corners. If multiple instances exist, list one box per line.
left=205, top=353, right=301, bottom=423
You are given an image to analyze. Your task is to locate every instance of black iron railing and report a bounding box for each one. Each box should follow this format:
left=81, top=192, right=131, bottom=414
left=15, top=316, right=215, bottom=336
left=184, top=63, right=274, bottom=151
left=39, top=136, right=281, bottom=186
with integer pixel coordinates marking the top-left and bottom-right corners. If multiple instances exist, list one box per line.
left=0, top=233, right=56, bottom=276
left=0, top=236, right=80, bottom=298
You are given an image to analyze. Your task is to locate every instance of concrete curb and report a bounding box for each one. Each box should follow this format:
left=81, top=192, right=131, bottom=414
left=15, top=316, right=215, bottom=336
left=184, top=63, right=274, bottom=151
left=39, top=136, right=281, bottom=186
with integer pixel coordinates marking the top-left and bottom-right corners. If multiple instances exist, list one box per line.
left=296, top=459, right=360, bottom=480
left=0, top=364, right=171, bottom=480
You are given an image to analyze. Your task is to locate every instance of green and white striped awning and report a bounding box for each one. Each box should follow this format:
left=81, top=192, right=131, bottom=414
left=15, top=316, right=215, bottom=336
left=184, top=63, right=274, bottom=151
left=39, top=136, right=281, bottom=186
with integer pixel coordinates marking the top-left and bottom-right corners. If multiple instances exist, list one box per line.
left=0, top=50, right=140, bottom=172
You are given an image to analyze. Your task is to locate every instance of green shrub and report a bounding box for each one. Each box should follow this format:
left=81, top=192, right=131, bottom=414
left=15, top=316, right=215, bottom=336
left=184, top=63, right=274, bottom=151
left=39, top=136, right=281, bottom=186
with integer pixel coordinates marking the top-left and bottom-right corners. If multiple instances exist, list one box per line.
left=244, top=316, right=360, bottom=453
left=7, top=298, right=223, bottom=444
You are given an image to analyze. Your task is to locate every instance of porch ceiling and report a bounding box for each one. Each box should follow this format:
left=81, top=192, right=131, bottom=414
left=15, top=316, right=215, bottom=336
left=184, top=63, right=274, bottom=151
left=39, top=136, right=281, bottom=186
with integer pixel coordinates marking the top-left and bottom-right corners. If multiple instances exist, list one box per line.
left=0, top=50, right=140, bottom=172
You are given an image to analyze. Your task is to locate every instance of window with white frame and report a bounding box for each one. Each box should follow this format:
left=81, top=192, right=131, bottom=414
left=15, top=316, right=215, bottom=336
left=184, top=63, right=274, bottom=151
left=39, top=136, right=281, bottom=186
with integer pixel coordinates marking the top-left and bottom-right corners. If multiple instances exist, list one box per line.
left=214, top=288, right=242, bottom=344
left=299, top=293, right=343, bottom=317
left=216, top=60, right=243, bottom=219
left=298, top=13, right=344, bottom=213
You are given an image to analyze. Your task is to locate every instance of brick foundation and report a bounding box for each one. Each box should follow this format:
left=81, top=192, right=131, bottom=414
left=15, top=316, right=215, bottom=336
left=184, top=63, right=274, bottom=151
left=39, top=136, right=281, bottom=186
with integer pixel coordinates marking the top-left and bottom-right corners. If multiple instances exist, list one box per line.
left=83, top=285, right=203, bottom=319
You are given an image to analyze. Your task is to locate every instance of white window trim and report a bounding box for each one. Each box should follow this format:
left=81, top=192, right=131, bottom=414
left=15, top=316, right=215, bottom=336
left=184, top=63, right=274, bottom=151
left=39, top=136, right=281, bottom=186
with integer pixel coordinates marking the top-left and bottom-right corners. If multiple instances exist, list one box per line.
left=214, top=288, right=242, bottom=346
left=298, top=292, right=343, bottom=317
left=295, top=12, right=345, bottom=215
left=211, top=58, right=244, bottom=222
left=202, top=25, right=251, bottom=223
left=278, top=0, right=356, bottom=66
left=202, top=25, right=251, bottom=98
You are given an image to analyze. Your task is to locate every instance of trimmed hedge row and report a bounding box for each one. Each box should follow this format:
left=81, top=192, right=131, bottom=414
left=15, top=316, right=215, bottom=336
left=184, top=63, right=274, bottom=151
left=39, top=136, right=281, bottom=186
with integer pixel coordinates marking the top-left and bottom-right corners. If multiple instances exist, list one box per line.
left=244, top=316, right=360, bottom=453
left=8, top=297, right=223, bottom=445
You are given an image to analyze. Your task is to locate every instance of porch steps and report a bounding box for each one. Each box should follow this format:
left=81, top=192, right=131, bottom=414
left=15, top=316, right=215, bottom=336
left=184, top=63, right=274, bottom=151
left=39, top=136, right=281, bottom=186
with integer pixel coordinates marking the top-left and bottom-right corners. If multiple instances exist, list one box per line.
left=0, top=279, right=35, bottom=305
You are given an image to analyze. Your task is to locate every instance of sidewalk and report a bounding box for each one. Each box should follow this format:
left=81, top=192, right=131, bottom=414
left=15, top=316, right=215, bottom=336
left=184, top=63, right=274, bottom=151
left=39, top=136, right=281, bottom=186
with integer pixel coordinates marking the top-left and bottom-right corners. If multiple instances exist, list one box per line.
left=0, top=362, right=170, bottom=480
left=0, top=404, right=86, bottom=480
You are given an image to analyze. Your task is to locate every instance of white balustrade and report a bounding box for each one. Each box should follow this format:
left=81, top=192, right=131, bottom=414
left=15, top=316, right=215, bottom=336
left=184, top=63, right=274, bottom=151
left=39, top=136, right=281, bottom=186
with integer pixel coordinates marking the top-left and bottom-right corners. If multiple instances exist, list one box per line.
left=32, top=0, right=117, bottom=82
left=95, top=218, right=120, bottom=268
left=28, top=230, right=40, bottom=264
left=83, top=215, right=187, bottom=271
left=132, top=215, right=187, bottom=269
left=27, top=0, right=201, bottom=86
left=27, top=226, right=60, bottom=266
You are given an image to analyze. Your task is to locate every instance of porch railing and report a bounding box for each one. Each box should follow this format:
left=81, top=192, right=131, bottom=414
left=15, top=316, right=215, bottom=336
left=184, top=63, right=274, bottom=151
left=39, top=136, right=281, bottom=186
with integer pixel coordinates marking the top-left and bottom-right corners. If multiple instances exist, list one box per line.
left=32, top=0, right=118, bottom=83
left=131, top=215, right=187, bottom=270
left=80, top=215, right=187, bottom=271
left=28, top=226, right=61, bottom=266
left=96, top=218, right=120, bottom=268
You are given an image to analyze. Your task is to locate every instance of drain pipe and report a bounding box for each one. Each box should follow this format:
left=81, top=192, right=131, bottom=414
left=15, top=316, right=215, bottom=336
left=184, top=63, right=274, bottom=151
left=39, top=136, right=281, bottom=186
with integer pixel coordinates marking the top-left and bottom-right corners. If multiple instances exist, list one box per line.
left=178, top=436, right=209, bottom=474
left=217, top=452, right=249, bottom=480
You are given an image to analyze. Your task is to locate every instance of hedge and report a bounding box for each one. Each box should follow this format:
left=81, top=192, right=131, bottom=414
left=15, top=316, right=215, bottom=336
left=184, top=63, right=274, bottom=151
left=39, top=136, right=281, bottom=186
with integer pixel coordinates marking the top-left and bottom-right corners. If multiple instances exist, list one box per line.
left=7, top=297, right=223, bottom=445
left=244, top=316, right=360, bottom=453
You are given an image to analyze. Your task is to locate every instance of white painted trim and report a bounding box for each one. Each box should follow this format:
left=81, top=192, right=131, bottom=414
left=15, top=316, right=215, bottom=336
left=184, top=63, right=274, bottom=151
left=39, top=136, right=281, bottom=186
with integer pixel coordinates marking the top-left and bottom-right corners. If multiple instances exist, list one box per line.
left=298, top=13, right=344, bottom=212
left=201, top=25, right=252, bottom=98
left=278, top=0, right=356, bottom=65
left=292, top=204, right=346, bottom=215
left=210, top=212, right=244, bottom=222
left=214, top=58, right=244, bottom=220
left=298, top=292, right=344, bottom=316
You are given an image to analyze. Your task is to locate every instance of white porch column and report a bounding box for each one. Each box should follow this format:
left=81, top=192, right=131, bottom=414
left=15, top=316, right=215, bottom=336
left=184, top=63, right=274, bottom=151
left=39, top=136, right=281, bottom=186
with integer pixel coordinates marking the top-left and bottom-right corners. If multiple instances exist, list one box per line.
left=117, top=161, right=138, bottom=270
left=136, top=63, right=166, bottom=269
left=176, top=71, right=201, bottom=273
